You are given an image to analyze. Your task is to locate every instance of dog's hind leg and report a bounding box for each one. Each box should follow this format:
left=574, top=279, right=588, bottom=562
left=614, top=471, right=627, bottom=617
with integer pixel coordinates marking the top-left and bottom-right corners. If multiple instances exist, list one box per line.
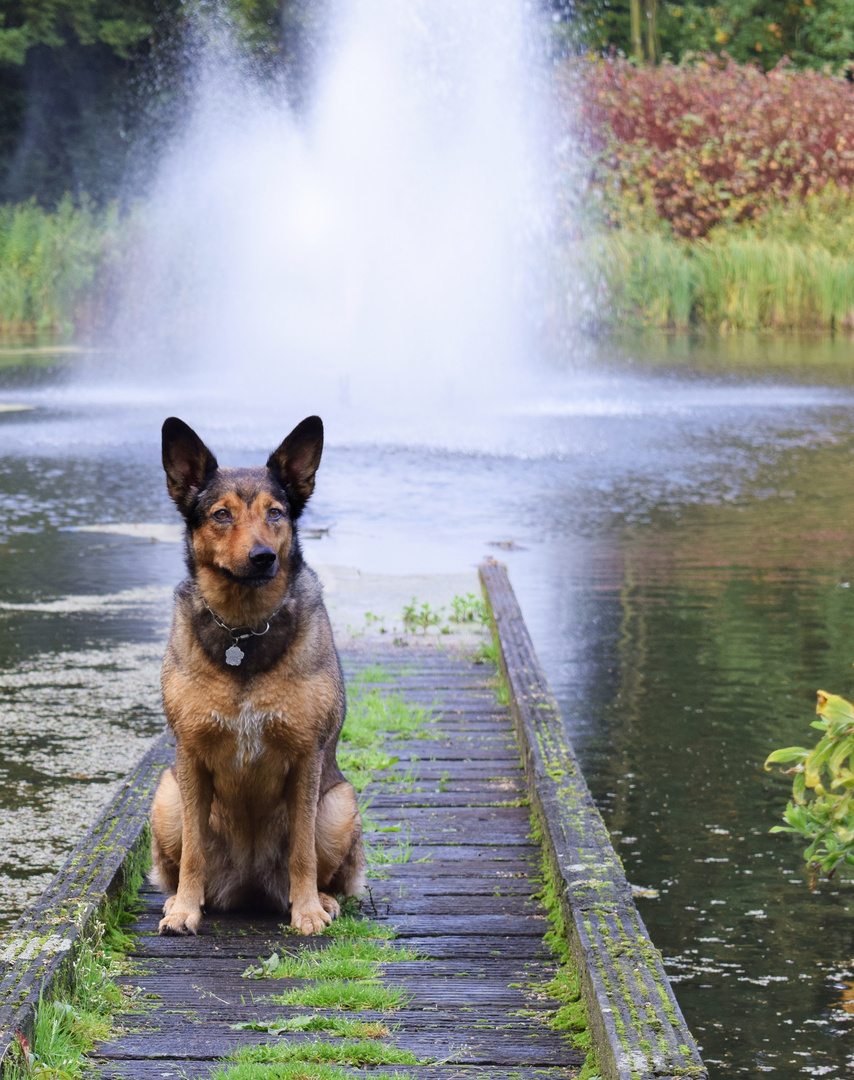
left=149, top=767, right=182, bottom=896
left=317, top=781, right=366, bottom=902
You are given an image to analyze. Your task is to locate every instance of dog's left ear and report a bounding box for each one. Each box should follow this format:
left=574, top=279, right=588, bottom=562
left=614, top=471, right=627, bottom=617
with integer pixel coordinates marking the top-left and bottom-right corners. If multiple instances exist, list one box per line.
left=266, top=416, right=324, bottom=518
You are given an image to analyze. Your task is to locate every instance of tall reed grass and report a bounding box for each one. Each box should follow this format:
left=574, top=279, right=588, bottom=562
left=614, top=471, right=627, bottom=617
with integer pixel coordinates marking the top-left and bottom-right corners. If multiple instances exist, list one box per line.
left=585, top=230, right=854, bottom=331
left=0, top=197, right=122, bottom=336
left=2, top=191, right=851, bottom=339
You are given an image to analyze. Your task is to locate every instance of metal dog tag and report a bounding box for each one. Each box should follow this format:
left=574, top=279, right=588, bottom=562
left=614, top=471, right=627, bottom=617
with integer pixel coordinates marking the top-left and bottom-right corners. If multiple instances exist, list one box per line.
left=225, top=644, right=245, bottom=667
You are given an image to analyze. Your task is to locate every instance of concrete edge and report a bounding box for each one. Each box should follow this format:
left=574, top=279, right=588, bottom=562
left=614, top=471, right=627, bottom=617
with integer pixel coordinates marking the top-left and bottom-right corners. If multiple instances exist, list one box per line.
left=0, top=732, right=172, bottom=1074
left=479, top=560, right=707, bottom=1080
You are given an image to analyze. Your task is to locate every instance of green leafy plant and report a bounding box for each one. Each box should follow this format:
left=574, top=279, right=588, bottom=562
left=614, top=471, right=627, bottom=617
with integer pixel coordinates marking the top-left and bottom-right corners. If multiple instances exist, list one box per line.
left=449, top=593, right=488, bottom=625
left=765, top=690, right=854, bottom=885
left=401, top=600, right=442, bottom=634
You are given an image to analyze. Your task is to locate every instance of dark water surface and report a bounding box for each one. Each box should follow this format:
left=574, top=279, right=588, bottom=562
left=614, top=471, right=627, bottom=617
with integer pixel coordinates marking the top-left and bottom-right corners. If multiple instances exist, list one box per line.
left=3, top=335, right=854, bottom=1076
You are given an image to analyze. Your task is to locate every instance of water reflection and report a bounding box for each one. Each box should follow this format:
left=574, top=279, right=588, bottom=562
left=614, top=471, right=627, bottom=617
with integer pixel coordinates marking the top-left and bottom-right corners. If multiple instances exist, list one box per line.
left=542, top=433, right=854, bottom=1077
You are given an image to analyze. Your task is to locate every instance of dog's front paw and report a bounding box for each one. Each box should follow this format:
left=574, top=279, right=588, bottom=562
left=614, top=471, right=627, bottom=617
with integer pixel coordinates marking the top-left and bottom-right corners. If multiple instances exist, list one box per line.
left=158, top=903, right=202, bottom=936
left=291, top=900, right=334, bottom=935
left=319, top=892, right=341, bottom=919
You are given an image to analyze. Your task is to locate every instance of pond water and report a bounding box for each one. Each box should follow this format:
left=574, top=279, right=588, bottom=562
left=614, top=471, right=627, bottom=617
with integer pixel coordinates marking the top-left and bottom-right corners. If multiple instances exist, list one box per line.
left=3, top=334, right=854, bottom=1077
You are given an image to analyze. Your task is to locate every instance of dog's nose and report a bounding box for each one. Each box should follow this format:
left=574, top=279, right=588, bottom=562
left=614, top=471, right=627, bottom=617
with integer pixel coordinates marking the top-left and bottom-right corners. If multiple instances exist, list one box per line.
left=249, top=546, right=277, bottom=570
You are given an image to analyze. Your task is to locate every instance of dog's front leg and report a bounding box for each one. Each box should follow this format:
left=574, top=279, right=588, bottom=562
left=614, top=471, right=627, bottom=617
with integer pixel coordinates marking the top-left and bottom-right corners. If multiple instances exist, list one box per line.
left=158, top=746, right=213, bottom=936
left=287, top=759, right=339, bottom=934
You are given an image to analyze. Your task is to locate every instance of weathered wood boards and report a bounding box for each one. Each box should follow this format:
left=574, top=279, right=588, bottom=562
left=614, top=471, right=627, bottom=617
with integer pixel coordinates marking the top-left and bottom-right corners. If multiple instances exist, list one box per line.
left=84, top=650, right=586, bottom=1078
left=480, top=560, right=707, bottom=1080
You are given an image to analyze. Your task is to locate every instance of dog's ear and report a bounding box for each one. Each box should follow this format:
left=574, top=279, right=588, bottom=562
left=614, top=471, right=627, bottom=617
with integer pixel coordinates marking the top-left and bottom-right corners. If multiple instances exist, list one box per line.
left=162, top=417, right=219, bottom=515
left=266, top=416, right=324, bottom=518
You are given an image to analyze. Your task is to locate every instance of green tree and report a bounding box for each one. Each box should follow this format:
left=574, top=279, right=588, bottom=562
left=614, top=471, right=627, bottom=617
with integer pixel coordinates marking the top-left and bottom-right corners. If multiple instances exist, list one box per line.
left=660, top=0, right=854, bottom=71
left=0, top=0, right=323, bottom=204
left=0, top=0, right=181, bottom=204
left=0, top=0, right=160, bottom=65
left=564, top=0, right=854, bottom=71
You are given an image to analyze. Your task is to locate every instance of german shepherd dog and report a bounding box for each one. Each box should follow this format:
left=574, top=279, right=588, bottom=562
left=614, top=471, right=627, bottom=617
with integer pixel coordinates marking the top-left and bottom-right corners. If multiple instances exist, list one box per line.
left=149, top=416, right=365, bottom=935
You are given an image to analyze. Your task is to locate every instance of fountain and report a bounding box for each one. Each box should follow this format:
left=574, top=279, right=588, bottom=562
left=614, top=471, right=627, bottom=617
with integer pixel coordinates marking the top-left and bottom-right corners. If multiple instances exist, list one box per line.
left=110, top=0, right=554, bottom=446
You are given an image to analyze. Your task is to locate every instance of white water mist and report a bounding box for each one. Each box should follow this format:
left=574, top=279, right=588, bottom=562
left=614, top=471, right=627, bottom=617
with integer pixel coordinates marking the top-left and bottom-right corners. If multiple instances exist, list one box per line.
left=113, top=0, right=553, bottom=439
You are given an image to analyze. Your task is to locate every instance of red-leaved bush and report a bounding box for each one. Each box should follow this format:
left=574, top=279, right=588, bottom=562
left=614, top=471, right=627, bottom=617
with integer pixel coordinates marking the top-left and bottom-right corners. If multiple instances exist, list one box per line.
left=571, top=56, right=854, bottom=238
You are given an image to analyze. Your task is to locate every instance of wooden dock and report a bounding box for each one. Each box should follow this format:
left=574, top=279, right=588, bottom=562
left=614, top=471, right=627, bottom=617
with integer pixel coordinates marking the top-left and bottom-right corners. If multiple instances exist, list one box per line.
left=88, top=647, right=585, bottom=1079
left=0, top=564, right=707, bottom=1080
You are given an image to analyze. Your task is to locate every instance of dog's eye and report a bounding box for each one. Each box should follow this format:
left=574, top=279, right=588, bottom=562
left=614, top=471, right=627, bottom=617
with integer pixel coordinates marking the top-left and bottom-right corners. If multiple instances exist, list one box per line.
left=212, top=508, right=231, bottom=522
left=268, top=507, right=284, bottom=521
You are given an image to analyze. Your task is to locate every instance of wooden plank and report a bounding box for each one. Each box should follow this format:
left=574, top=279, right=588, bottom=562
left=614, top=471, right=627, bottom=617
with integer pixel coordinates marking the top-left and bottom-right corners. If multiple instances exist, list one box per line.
left=480, top=560, right=707, bottom=1080
left=102, top=974, right=550, bottom=1008
left=117, top=957, right=547, bottom=979
left=131, top=934, right=553, bottom=963
left=366, top=791, right=527, bottom=808
left=92, top=1065, right=580, bottom=1080
left=95, top=1028, right=579, bottom=1066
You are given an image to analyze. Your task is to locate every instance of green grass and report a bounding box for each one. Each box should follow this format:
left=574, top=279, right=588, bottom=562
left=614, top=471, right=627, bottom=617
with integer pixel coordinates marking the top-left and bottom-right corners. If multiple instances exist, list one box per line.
left=232, top=1016, right=391, bottom=1038
left=317, top=914, right=397, bottom=939
left=268, top=979, right=411, bottom=1012
left=354, top=663, right=389, bottom=682
left=529, top=818, right=601, bottom=1080
left=207, top=1065, right=415, bottom=1080
left=230, top=1039, right=419, bottom=1067
left=242, top=938, right=419, bottom=980
left=244, top=914, right=415, bottom=1013
left=338, top=670, right=431, bottom=796
left=3, top=840, right=147, bottom=1080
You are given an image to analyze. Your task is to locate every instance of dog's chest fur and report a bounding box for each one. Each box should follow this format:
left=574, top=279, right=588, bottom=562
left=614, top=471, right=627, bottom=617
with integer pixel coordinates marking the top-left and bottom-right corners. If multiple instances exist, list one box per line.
left=211, top=703, right=280, bottom=767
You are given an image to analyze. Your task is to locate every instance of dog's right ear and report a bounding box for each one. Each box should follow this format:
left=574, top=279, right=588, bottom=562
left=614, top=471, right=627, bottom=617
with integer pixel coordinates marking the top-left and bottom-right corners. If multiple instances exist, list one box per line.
left=162, top=417, right=218, bottom=515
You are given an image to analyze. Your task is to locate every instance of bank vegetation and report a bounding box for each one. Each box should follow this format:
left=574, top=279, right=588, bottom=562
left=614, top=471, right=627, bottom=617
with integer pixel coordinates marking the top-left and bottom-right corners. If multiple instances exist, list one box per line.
left=572, top=56, right=854, bottom=330
left=4, top=54, right=854, bottom=336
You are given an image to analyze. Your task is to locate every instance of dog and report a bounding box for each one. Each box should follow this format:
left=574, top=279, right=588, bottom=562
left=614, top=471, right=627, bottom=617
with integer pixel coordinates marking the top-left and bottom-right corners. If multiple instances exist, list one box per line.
left=149, top=415, right=365, bottom=935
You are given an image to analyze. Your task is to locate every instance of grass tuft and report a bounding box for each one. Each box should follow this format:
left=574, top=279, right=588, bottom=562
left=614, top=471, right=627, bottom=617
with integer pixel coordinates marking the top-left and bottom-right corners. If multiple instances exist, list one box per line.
left=269, top=978, right=411, bottom=1012
left=231, top=1038, right=419, bottom=1067
left=207, top=1064, right=415, bottom=1080
left=232, top=1016, right=391, bottom=1038
left=529, top=816, right=601, bottom=1080
left=243, top=938, right=419, bottom=980
left=319, top=914, right=397, bottom=939
left=338, top=672, right=432, bottom=796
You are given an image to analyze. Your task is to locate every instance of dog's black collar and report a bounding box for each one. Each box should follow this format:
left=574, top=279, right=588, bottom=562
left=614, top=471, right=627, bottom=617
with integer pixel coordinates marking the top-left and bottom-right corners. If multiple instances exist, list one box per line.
left=200, top=596, right=285, bottom=667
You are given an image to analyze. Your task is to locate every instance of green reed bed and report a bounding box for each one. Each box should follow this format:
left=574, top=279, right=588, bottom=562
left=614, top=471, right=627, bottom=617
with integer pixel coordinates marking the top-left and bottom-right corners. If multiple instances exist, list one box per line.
left=587, top=229, right=854, bottom=332
left=0, top=197, right=122, bottom=335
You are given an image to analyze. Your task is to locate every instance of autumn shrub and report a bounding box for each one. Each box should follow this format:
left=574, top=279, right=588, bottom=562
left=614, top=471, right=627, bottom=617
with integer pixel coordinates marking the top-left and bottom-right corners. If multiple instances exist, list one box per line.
left=572, top=56, right=854, bottom=238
